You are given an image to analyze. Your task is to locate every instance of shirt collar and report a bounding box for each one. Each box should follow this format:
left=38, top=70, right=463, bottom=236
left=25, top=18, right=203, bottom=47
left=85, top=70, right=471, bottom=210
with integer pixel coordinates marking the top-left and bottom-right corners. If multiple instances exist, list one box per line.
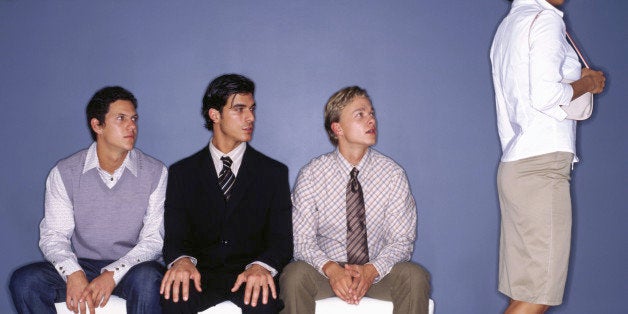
left=208, top=139, right=247, bottom=175
left=536, top=0, right=563, bottom=16
left=513, top=0, right=563, bottom=17
left=83, top=142, right=138, bottom=177
left=334, top=148, right=372, bottom=176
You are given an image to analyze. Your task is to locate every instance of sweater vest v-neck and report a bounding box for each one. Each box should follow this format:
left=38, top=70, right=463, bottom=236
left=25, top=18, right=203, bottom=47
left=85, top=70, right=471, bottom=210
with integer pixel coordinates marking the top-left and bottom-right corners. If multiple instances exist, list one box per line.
left=56, top=148, right=162, bottom=260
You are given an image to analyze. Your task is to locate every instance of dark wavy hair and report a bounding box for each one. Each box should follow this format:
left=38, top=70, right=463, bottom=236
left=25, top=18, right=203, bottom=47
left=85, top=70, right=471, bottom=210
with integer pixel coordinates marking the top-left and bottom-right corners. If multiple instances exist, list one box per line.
left=201, top=74, right=255, bottom=131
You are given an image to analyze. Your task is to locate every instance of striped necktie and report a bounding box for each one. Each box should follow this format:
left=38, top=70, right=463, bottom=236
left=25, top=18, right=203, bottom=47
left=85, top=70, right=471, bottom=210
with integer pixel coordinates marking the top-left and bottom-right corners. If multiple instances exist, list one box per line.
left=218, top=156, right=235, bottom=201
left=346, top=168, right=369, bottom=264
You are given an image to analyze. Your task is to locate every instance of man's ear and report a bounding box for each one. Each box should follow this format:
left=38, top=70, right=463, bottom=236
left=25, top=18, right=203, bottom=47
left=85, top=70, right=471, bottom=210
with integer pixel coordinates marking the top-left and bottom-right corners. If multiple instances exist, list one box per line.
left=209, top=108, right=221, bottom=124
left=331, top=122, right=343, bottom=137
left=90, top=118, right=103, bottom=135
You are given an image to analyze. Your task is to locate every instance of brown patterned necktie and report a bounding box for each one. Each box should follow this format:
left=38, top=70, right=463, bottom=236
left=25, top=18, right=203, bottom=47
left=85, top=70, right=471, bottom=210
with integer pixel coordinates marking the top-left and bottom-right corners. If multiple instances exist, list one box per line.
left=346, top=168, right=369, bottom=265
left=218, top=156, right=235, bottom=201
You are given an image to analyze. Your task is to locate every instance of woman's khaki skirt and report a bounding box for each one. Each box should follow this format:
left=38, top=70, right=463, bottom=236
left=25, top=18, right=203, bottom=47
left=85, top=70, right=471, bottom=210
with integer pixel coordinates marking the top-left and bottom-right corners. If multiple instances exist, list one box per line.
left=497, top=151, right=573, bottom=306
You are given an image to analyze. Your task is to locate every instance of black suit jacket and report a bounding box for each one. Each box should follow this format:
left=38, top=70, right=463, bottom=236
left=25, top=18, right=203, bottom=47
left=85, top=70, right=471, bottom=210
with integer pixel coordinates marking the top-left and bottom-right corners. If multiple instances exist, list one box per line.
left=163, top=144, right=293, bottom=283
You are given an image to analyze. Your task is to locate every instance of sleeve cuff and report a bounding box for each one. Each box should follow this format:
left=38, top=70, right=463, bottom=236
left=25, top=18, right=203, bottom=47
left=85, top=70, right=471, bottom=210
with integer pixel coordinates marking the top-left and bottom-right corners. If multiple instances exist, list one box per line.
left=102, top=260, right=135, bottom=285
left=314, top=257, right=332, bottom=278
left=246, top=261, right=278, bottom=277
left=544, top=105, right=568, bottom=121
left=369, top=260, right=391, bottom=284
left=102, top=266, right=128, bottom=285
left=55, top=259, right=82, bottom=282
left=103, top=253, right=163, bottom=285
left=544, top=82, right=574, bottom=121
left=168, top=256, right=197, bottom=269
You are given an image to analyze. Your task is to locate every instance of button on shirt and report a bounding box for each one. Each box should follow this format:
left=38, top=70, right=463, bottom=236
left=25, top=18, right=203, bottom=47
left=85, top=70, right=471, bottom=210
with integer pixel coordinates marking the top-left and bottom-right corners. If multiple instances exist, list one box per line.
left=39, top=142, right=167, bottom=283
left=490, top=0, right=581, bottom=162
left=292, top=148, right=417, bottom=282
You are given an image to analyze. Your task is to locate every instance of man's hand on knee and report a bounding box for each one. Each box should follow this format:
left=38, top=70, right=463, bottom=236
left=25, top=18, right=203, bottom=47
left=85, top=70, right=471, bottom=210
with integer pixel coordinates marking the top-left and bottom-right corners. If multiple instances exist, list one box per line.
left=323, top=261, right=356, bottom=304
left=231, top=264, right=276, bottom=307
left=82, top=270, right=115, bottom=308
left=160, top=257, right=202, bottom=302
left=345, top=263, right=378, bottom=303
left=66, top=270, right=94, bottom=314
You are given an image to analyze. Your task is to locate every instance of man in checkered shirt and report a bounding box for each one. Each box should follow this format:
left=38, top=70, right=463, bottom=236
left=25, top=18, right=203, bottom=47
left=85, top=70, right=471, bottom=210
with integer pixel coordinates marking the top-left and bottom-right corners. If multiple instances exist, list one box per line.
left=279, top=86, right=431, bottom=314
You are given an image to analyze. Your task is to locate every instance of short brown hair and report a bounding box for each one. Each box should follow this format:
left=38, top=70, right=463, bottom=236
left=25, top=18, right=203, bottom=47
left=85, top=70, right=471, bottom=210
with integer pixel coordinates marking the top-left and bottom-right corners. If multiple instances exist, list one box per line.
left=324, top=86, right=371, bottom=146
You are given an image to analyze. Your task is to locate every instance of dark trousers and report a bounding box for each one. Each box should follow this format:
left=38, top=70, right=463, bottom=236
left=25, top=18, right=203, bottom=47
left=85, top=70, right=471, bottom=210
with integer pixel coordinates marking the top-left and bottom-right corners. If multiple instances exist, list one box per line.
left=9, top=259, right=164, bottom=314
left=161, top=272, right=283, bottom=314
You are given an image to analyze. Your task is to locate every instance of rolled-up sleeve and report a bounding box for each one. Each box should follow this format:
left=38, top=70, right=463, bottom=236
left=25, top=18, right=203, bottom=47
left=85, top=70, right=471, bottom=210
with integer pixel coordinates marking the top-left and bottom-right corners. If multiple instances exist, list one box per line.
left=529, top=11, right=572, bottom=121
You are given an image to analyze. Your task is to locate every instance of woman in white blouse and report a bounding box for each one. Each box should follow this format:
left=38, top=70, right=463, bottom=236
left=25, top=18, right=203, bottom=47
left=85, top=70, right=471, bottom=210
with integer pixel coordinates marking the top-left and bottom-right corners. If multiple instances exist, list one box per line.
left=490, top=0, right=606, bottom=313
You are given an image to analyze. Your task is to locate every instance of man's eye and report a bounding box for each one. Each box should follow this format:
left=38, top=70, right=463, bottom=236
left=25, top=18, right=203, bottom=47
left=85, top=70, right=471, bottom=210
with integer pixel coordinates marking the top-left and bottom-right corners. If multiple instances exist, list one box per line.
left=116, top=116, right=124, bottom=121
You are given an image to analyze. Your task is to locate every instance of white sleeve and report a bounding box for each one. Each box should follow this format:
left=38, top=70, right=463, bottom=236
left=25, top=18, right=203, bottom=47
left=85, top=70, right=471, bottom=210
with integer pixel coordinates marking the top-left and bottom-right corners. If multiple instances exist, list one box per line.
left=39, top=166, right=82, bottom=282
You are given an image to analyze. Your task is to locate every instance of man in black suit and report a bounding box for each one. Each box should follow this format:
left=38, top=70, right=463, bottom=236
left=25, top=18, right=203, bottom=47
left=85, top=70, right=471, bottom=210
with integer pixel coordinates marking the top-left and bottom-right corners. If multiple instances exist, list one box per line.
left=160, top=74, right=293, bottom=313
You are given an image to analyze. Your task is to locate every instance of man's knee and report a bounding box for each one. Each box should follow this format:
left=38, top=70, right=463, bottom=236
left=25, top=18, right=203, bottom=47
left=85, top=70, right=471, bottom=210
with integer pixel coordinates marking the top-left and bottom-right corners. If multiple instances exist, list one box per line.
left=279, top=261, right=315, bottom=291
left=132, top=261, right=164, bottom=275
left=160, top=281, right=207, bottom=313
left=126, top=261, right=163, bottom=284
left=161, top=297, right=194, bottom=313
left=122, top=261, right=164, bottom=300
left=392, top=262, right=431, bottom=292
left=9, top=266, right=28, bottom=297
left=240, top=297, right=283, bottom=314
left=10, top=262, right=54, bottom=295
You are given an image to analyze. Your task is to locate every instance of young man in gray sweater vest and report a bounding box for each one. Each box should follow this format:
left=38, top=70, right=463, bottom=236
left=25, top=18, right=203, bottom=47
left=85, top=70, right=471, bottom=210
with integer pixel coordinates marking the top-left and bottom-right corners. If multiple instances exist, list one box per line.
left=9, top=86, right=167, bottom=314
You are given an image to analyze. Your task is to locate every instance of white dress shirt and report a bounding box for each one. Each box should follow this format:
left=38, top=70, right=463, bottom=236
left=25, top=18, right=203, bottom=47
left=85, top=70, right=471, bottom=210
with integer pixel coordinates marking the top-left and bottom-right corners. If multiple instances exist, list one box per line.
left=39, top=142, right=167, bottom=284
left=490, top=0, right=581, bottom=162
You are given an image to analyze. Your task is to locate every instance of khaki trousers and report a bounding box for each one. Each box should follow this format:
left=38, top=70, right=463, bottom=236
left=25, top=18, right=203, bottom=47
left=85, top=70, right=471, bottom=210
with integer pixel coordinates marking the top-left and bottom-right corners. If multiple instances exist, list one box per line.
left=279, top=261, right=430, bottom=314
left=498, top=151, right=573, bottom=306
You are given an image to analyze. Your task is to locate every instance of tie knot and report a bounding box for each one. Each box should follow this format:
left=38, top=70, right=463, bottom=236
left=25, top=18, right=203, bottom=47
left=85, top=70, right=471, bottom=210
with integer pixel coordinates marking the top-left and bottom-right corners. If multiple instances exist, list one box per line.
left=350, top=168, right=359, bottom=179
left=349, top=168, right=360, bottom=192
left=221, top=156, right=233, bottom=168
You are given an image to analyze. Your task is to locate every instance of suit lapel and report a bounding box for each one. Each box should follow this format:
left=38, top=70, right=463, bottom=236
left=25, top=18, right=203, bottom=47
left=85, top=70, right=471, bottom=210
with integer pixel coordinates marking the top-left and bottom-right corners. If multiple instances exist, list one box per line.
left=197, top=147, right=227, bottom=214
left=224, top=145, right=256, bottom=219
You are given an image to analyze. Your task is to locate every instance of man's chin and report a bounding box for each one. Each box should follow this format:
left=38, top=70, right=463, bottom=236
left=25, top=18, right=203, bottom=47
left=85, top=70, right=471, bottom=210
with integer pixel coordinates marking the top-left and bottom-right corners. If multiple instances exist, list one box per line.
left=241, top=136, right=253, bottom=142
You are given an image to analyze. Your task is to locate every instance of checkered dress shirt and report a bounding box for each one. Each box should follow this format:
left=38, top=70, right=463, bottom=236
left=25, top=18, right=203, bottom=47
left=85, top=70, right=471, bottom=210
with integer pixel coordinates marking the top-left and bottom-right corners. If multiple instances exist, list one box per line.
left=292, top=148, right=417, bottom=281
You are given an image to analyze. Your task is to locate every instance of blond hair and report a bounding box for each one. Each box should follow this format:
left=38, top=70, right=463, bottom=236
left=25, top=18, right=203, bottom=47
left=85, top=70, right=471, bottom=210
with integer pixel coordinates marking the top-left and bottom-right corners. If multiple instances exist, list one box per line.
left=324, top=86, right=371, bottom=146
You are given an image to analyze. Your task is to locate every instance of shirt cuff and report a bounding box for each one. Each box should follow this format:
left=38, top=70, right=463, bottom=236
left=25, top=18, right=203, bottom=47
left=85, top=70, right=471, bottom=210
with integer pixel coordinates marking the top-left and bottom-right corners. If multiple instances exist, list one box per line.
left=102, top=265, right=129, bottom=285
left=369, top=260, right=391, bottom=284
left=316, top=259, right=333, bottom=278
left=544, top=83, right=573, bottom=121
left=53, top=259, right=82, bottom=282
left=103, top=253, right=163, bottom=284
left=246, top=261, right=277, bottom=277
left=168, top=256, right=198, bottom=269
left=544, top=104, right=569, bottom=121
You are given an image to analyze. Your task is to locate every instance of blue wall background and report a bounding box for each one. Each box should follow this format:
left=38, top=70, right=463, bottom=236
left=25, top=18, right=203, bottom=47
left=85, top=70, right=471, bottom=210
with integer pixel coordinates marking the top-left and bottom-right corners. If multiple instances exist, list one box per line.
left=1, top=1, right=626, bottom=313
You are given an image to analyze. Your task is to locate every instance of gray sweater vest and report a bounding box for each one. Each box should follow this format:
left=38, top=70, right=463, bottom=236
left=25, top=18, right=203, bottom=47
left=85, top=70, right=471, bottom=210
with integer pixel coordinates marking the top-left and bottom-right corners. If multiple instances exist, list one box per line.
left=56, top=148, right=163, bottom=260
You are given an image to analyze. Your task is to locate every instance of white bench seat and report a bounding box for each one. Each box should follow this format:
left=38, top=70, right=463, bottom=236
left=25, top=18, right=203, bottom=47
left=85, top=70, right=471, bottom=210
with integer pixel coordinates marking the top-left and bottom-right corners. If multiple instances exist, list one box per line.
left=56, top=295, right=435, bottom=313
